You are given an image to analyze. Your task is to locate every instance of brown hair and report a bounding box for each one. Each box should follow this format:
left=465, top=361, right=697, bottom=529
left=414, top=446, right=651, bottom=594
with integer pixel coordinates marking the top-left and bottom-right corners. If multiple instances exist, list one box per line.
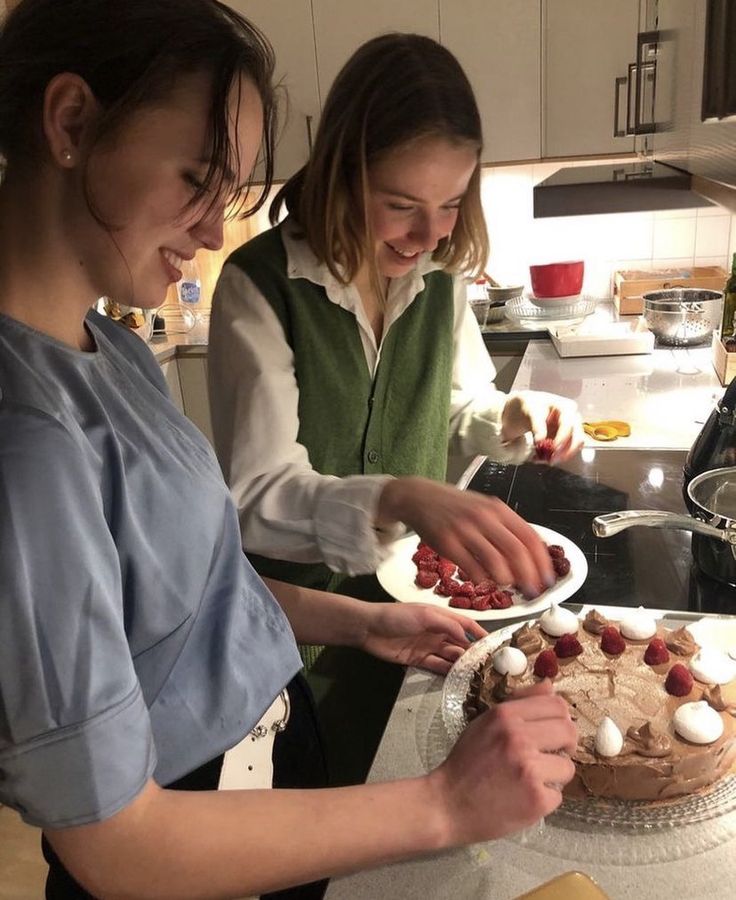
left=0, top=0, right=276, bottom=217
left=271, top=32, right=489, bottom=282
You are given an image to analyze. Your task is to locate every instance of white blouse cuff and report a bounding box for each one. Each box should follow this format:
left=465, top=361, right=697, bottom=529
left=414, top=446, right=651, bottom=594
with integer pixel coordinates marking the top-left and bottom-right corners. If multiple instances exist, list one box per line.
left=313, top=475, right=403, bottom=576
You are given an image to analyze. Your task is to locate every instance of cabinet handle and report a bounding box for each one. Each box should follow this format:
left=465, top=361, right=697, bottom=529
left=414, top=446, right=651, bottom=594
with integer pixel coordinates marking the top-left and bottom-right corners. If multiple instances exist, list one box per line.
left=305, top=115, right=314, bottom=154
left=613, top=75, right=628, bottom=137
left=634, top=30, right=659, bottom=135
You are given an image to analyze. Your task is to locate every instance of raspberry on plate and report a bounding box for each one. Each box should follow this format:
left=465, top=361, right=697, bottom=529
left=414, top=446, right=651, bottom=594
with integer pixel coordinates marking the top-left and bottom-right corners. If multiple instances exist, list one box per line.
left=554, top=633, right=583, bottom=658
left=437, top=559, right=457, bottom=580
left=535, top=438, right=555, bottom=462
left=449, top=594, right=473, bottom=610
left=553, top=557, right=571, bottom=578
left=644, top=637, right=670, bottom=666
left=665, top=663, right=694, bottom=697
left=471, top=594, right=492, bottom=612
left=547, top=544, right=565, bottom=559
left=414, top=569, right=439, bottom=589
left=533, top=648, right=559, bottom=678
left=600, top=626, right=626, bottom=656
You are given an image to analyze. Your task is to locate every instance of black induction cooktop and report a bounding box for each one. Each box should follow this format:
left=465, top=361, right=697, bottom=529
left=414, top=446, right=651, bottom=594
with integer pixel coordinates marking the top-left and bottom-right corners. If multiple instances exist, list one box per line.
left=466, top=448, right=736, bottom=616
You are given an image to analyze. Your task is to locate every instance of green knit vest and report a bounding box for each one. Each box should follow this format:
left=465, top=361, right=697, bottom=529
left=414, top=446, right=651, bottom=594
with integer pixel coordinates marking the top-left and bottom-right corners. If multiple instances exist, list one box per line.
left=226, top=226, right=454, bottom=592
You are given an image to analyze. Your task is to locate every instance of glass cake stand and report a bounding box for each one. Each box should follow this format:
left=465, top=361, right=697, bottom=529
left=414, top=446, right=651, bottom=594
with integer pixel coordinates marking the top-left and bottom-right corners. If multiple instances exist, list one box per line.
left=433, top=625, right=736, bottom=865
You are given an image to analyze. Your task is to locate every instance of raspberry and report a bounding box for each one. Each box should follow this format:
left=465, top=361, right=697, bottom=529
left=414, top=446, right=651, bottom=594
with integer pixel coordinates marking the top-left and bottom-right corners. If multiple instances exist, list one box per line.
left=473, top=579, right=497, bottom=594
left=490, top=590, right=514, bottom=609
left=535, top=438, right=555, bottom=461
left=434, top=578, right=457, bottom=597
left=437, top=559, right=457, bottom=580
left=471, top=594, right=492, bottom=612
left=644, top=638, right=670, bottom=666
left=553, top=557, right=571, bottom=578
left=534, top=649, right=559, bottom=678
left=665, top=663, right=694, bottom=697
left=417, top=557, right=439, bottom=573
left=449, top=594, right=473, bottom=610
left=600, top=626, right=626, bottom=655
left=412, top=545, right=438, bottom=565
left=453, top=581, right=475, bottom=598
left=414, top=569, right=439, bottom=589
left=554, top=633, right=583, bottom=658
left=547, top=545, right=565, bottom=560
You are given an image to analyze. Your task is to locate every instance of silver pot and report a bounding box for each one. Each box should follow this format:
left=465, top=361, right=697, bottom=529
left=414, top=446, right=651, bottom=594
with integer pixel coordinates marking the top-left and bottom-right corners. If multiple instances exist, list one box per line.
left=592, top=467, right=736, bottom=585
left=642, top=288, right=723, bottom=347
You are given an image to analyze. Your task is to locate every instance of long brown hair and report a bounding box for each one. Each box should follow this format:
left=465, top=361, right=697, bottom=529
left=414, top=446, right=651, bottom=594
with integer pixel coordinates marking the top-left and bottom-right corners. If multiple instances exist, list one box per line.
left=0, top=0, right=276, bottom=218
left=270, top=32, right=489, bottom=283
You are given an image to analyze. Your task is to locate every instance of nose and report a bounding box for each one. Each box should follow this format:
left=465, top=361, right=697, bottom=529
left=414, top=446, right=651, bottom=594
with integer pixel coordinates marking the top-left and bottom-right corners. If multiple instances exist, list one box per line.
left=408, top=211, right=447, bottom=251
left=190, top=200, right=225, bottom=252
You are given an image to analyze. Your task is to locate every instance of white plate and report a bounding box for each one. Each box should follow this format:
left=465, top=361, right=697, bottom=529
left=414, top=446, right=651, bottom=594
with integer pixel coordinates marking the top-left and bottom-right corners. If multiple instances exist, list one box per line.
left=376, top=523, right=588, bottom=622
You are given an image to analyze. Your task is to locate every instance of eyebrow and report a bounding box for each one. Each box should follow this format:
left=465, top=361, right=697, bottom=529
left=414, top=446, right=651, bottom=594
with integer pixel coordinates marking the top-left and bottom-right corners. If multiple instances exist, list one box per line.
left=379, top=189, right=464, bottom=204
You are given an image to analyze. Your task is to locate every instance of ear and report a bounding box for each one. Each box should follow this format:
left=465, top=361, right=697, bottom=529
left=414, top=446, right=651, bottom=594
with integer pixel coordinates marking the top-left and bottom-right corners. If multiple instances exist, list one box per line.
left=42, top=73, right=100, bottom=169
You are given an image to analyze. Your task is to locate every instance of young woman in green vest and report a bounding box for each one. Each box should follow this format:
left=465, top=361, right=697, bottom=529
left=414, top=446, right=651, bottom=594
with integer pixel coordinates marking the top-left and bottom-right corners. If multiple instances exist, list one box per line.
left=208, top=33, right=584, bottom=785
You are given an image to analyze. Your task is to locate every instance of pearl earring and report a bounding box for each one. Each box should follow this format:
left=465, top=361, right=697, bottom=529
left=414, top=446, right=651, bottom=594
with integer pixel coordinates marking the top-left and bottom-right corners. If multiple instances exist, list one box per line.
left=61, top=149, right=73, bottom=163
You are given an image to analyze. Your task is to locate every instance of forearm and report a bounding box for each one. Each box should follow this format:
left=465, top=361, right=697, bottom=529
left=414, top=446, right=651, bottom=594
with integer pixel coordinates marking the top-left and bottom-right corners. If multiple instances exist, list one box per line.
left=263, top=577, right=372, bottom=647
left=48, top=777, right=447, bottom=900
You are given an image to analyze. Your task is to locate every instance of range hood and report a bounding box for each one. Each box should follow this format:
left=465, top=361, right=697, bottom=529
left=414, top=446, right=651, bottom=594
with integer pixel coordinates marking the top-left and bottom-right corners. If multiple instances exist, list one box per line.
left=533, top=160, right=714, bottom=218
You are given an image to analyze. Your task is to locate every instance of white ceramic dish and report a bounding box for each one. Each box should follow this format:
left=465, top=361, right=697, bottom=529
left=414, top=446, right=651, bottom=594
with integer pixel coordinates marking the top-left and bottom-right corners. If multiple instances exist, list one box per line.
left=376, top=524, right=588, bottom=622
left=549, top=318, right=655, bottom=357
left=528, top=292, right=582, bottom=309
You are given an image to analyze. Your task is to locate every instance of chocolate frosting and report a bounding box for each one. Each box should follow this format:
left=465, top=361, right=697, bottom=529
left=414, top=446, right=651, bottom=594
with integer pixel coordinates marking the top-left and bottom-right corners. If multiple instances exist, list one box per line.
left=491, top=673, right=517, bottom=703
left=665, top=626, right=699, bottom=656
left=703, top=684, right=736, bottom=715
left=625, top=721, right=672, bottom=758
left=510, top=622, right=544, bottom=656
left=582, top=609, right=611, bottom=635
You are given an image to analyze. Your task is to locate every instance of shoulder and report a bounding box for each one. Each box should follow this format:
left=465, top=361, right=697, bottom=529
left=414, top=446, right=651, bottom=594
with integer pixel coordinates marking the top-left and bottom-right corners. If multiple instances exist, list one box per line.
left=89, top=311, right=167, bottom=393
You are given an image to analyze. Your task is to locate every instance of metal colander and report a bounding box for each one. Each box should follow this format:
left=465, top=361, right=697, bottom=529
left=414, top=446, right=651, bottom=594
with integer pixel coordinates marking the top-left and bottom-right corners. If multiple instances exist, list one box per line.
left=642, top=288, right=723, bottom=346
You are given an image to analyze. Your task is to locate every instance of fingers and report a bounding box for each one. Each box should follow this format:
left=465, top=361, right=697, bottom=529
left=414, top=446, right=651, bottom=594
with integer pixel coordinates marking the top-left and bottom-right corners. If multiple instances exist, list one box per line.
left=419, top=607, right=486, bottom=645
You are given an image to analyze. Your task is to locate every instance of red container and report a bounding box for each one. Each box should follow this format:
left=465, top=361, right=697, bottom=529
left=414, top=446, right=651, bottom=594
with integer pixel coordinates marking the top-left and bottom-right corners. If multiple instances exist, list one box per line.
left=530, top=260, right=584, bottom=298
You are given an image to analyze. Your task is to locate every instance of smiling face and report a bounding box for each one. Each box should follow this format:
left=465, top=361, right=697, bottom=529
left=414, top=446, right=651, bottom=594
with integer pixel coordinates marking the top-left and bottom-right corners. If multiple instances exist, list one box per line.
left=365, top=135, right=479, bottom=279
left=80, top=72, right=263, bottom=308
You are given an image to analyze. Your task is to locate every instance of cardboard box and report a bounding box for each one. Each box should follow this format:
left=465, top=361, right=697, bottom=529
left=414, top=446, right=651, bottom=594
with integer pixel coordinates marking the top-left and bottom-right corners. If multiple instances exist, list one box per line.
left=614, top=266, right=727, bottom=315
left=711, top=330, right=736, bottom=385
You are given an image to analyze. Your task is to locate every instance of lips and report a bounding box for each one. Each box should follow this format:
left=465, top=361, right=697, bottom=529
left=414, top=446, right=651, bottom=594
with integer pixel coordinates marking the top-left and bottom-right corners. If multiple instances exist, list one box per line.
left=160, top=248, right=185, bottom=283
left=386, top=242, right=421, bottom=261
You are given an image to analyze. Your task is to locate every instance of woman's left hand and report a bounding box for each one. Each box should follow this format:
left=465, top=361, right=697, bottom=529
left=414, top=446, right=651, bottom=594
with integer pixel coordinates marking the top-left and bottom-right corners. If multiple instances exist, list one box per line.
left=501, top=390, right=585, bottom=463
left=357, top=603, right=487, bottom=675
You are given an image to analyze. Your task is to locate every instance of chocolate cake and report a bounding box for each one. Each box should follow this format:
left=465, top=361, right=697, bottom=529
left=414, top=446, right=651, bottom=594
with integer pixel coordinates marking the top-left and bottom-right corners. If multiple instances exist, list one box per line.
left=464, top=608, right=736, bottom=801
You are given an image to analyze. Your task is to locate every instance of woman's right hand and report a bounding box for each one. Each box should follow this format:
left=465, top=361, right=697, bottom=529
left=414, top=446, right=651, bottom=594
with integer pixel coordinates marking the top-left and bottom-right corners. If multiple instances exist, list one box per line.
left=428, top=681, right=577, bottom=844
left=377, top=477, right=556, bottom=597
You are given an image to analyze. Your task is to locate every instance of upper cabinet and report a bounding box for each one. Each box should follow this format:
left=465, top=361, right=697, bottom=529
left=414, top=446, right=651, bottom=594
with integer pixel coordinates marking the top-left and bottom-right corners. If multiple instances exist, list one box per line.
left=225, top=1, right=320, bottom=182
left=312, top=0, right=439, bottom=99
left=440, top=1, right=541, bottom=164
left=543, top=0, right=640, bottom=157
left=228, top=0, right=649, bottom=181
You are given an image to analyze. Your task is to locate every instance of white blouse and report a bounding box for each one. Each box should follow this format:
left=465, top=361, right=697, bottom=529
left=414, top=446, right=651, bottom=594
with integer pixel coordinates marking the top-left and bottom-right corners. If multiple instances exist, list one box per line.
left=208, top=226, right=531, bottom=577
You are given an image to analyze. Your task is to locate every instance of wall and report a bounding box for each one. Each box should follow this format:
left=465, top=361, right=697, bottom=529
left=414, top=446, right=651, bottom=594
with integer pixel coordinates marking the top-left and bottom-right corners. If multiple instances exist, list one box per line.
left=481, top=158, right=733, bottom=298
left=186, top=158, right=735, bottom=310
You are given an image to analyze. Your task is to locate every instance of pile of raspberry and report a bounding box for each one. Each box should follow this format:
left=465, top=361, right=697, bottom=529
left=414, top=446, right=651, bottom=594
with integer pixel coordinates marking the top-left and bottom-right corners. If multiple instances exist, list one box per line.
left=411, top=541, right=571, bottom=612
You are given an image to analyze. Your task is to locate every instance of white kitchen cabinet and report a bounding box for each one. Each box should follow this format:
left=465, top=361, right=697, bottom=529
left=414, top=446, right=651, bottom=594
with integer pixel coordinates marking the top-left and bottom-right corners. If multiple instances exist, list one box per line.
left=543, top=0, right=640, bottom=157
left=311, top=0, right=439, bottom=103
left=224, top=1, right=320, bottom=182
left=440, top=1, right=541, bottom=163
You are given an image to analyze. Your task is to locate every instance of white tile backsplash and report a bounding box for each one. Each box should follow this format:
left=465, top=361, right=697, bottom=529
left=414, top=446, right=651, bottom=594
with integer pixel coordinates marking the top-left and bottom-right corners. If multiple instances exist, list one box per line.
left=482, top=159, right=732, bottom=297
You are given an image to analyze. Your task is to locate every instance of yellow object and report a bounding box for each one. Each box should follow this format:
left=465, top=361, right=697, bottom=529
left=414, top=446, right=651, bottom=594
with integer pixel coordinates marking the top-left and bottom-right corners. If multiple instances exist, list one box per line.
left=583, top=420, right=631, bottom=442
left=515, top=870, right=611, bottom=899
